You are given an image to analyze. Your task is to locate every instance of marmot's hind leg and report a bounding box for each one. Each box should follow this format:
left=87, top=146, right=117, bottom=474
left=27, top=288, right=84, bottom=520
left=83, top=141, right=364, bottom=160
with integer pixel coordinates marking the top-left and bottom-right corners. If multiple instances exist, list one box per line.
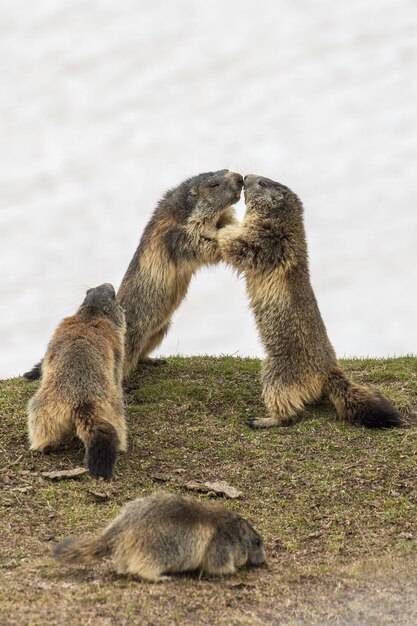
left=115, top=552, right=169, bottom=582
left=248, top=388, right=299, bottom=428
left=108, top=398, right=127, bottom=452
left=139, top=357, right=167, bottom=366
left=248, top=359, right=323, bottom=429
left=123, top=324, right=169, bottom=379
left=140, top=323, right=170, bottom=365
left=28, top=398, right=73, bottom=451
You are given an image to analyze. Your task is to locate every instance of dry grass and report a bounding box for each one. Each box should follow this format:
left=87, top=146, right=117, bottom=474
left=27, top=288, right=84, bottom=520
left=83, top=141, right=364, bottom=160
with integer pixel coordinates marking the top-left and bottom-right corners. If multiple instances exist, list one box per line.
left=1, top=356, right=416, bottom=625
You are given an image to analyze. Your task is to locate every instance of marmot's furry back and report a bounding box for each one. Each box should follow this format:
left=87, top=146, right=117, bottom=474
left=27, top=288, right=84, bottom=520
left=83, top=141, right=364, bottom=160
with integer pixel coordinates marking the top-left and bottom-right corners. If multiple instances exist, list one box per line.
left=27, top=283, right=127, bottom=479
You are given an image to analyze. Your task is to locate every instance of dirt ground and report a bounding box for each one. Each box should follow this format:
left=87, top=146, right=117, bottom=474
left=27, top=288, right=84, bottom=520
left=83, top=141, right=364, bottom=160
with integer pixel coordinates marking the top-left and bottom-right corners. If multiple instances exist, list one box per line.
left=1, top=356, right=416, bottom=625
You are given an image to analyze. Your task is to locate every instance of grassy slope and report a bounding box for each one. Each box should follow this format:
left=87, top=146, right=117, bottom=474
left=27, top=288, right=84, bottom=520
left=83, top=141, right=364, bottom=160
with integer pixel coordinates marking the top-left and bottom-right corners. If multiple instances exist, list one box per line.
left=0, top=356, right=416, bottom=625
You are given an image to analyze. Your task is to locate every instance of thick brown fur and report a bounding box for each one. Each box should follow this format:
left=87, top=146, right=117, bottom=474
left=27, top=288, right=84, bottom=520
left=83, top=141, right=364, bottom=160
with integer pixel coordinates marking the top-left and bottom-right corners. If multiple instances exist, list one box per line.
left=27, top=284, right=127, bottom=479
left=53, top=491, right=265, bottom=581
left=117, top=170, right=243, bottom=378
left=218, top=175, right=401, bottom=430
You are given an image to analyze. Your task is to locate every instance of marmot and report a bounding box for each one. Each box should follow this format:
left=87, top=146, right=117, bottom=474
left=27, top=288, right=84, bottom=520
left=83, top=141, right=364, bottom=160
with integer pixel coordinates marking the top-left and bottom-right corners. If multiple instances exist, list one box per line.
left=53, top=491, right=265, bottom=581
left=117, top=169, right=243, bottom=378
left=27, top=283, right=127, bottom=479
left=218, top=175, right=401, bottom=429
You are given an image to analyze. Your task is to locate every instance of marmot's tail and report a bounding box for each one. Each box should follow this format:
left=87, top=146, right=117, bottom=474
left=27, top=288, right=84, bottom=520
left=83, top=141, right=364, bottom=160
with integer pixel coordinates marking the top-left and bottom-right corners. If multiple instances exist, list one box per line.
left=53, top=535, right=111, bottom=565
left=23, top=360, right=43, bottom=381
left=75, top=405, right=119, bottom=480
left=324, top=368, right=401, bottom=428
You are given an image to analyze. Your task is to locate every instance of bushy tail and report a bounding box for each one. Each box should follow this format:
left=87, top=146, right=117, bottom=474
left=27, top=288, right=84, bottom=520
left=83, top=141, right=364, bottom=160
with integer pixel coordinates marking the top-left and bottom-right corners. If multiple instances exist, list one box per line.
left=75, top=404, right=119, bottom=480
left=23, top=360, right=43, bottom=381
left=325, top=368, right=401, bottom=428
left=53, top=535, right=111, bottom=565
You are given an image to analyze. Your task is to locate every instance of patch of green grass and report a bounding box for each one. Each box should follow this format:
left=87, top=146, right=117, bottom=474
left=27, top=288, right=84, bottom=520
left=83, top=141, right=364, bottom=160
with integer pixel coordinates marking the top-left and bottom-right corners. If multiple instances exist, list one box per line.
left=1, top=356, right=417, bottom=625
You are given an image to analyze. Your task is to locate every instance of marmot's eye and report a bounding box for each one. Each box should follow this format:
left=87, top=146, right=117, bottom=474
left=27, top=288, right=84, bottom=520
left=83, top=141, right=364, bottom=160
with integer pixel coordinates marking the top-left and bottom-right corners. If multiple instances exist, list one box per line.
left=258, top=180, right=267, bottom=188
left=254, top=537, right=262, bottom=546
left=208, top=181, right=220, bottom=188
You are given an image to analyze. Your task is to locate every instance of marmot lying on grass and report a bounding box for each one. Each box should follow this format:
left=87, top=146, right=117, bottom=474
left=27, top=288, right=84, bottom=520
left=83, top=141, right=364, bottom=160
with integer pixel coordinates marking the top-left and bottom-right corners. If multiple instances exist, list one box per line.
left=218, top=175, right=401, bottom=430
left=118, top=169, right=243, bottom=378
left=53, top=491, right=265, bottom=581
left=27, top=283, right=127, bottom=479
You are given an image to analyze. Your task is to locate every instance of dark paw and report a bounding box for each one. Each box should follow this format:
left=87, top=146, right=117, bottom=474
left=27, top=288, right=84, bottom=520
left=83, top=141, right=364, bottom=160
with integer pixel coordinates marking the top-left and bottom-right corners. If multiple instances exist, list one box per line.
left=247, top=418, right=259, bottom=429
left=139, top=358, right=167, bottom=367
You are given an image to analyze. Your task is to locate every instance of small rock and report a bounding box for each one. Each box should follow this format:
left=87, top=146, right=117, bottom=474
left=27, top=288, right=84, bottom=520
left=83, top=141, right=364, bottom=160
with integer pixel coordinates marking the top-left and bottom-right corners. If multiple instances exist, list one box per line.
left=10, top=486, right=33, bottom=493
left=87, top=489, right=110, bottom=501
left=184, top=480, right=243, bottom=499
left=399, top=532, right=413, bottom=540
left=42, top=467, right=88, bottom=481
left=151, top=472, right=171, bottom=482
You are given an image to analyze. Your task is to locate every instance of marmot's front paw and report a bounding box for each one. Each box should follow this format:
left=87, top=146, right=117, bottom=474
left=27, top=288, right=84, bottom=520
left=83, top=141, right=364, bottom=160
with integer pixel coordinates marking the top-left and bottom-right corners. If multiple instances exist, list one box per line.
left=199, top=235, right=222, bottom=263
left=217, top=224, right=241, bottom=242
left=216, top=211, right=238, bottom=230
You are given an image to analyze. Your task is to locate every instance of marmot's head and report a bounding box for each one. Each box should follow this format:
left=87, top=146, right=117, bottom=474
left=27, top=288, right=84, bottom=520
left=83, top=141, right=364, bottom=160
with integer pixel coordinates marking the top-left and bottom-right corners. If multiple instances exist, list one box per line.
left=236, top=516, right=266, bottom=567
left=78, top=283, right=126, bottom=328
left=243, top=175, right=302, bottom=221
left=165, top=169, right=243, bottom=226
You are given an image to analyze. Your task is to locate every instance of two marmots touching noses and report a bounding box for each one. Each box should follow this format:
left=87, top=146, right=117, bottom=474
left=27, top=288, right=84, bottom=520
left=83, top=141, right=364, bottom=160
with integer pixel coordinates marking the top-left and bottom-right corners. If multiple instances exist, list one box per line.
left=24, top=169, right=401, bottom=581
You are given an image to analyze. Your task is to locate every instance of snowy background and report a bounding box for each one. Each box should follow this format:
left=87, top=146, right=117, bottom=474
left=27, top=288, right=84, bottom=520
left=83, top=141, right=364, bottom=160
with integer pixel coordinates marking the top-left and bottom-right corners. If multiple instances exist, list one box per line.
left=1, top=0, right=416, bottom=379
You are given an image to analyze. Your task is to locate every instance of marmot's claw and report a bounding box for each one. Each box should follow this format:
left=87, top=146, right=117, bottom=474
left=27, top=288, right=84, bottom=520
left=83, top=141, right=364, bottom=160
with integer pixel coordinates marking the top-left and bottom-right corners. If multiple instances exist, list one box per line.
left=247, top=418, right=260, bottom=429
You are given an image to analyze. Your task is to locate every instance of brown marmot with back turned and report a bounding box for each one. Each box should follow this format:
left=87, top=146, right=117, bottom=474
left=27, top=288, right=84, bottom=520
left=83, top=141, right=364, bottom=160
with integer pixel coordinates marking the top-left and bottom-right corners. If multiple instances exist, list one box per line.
left=53, top=491, right=265, bottom=581
left=218, top=174, right=401, bottom=429
left=117, top=169, right=243, bottom=378
left=27, top=283, right=127, bottom=479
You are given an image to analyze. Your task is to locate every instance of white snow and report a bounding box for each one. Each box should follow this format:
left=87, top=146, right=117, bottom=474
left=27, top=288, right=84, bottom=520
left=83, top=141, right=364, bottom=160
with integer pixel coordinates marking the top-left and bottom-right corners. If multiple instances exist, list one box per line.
left=1, top=0, right=416, bottom=378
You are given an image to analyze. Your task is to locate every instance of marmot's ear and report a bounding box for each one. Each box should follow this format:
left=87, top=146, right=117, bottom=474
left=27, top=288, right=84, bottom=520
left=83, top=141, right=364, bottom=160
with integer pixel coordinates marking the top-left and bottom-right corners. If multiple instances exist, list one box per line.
left=190, top=187, right=198, bottom=197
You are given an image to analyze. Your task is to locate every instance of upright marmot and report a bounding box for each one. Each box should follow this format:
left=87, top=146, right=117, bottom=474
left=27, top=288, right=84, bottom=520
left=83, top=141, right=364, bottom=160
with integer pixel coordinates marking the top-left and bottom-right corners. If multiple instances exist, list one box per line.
left=118, top=169, right=243, bottom=378
left=53, top=491, right=265, bottom=581
left=218, top=175, right=401, bottom=429
left=27, top=283, right=127, bottom=479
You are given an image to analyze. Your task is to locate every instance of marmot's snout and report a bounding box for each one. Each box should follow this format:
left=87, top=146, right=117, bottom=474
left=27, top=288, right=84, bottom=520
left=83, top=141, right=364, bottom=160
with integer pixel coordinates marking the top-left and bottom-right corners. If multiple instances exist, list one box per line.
left=227, top=171, right=244, bottom=200
left=229, top=172, right=244, bottom=186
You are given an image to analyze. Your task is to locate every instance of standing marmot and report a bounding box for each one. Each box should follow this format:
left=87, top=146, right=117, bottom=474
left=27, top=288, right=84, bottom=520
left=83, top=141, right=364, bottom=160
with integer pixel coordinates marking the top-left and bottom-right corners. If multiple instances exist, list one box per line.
left=118, top=169, right=243, bottom=378
left=218, top=175, right=401, bottom=429
left=53, top=491, right=265, bottom=581
left=27, top=283, right=127, bottom=479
